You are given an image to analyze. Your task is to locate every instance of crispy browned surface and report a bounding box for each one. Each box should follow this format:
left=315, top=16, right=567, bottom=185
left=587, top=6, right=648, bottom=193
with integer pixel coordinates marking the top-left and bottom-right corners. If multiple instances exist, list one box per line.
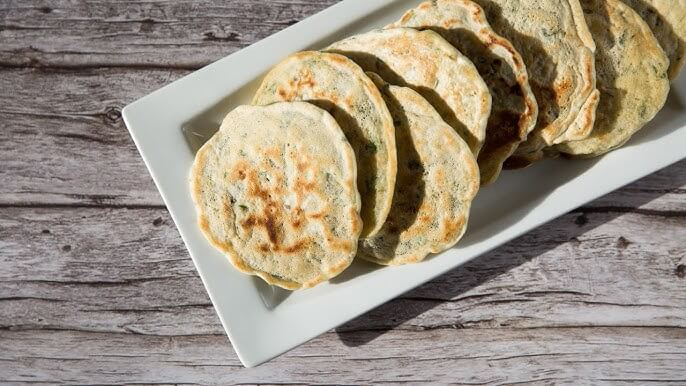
left=191, top=103, right=361, bottom=289
left=253, top=51, right=397, bottom=238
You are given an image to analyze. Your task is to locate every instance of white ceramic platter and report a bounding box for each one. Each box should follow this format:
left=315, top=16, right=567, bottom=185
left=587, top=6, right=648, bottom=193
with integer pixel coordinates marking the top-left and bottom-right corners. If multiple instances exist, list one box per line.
left=122, top=0, right=686, bottom=367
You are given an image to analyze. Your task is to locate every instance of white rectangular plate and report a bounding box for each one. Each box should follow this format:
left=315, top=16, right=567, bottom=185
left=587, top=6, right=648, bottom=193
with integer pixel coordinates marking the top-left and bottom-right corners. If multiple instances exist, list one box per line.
left=122, top=0, right=686, bottom=367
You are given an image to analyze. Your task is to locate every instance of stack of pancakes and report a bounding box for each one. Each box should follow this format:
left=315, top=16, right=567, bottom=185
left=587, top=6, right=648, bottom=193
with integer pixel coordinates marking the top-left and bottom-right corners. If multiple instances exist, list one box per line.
left=191, top=0, right=682, bottom=289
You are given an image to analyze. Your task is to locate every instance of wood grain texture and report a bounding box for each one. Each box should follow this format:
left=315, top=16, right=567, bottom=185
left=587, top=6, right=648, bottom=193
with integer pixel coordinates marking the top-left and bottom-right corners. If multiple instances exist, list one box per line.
left=2, top=66, right=685, bottom=208
left=0, top=0, right=338, bottom=69
left=1, top=0, right=685, bottom=383
left=2, top=328, right=685, bottom=384
left=1, top=203, right=685, bottom=382
left=0, top=68, right=184, bottom=206
left=0, top=208, right=685, bottom=328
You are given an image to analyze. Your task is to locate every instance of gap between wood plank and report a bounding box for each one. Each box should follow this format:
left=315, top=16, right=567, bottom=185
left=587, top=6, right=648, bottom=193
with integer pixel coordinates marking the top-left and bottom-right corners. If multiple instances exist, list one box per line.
left=0, top=202, right=683, bottom=218
left=0, top=61, right=205, bottom=71
left=0, top=202, right=166, bottom=209
left=1, top=324, right=683, bottom=337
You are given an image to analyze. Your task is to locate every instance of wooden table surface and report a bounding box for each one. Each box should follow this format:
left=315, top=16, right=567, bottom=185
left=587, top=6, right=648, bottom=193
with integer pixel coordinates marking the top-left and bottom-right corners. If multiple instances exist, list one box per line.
left=1, top=1, right=685, bottom=383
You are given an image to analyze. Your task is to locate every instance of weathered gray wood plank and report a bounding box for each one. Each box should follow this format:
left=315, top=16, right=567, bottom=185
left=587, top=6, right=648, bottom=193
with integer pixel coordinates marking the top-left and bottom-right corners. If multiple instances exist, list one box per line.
left=1, top=328, right=685, bottom=384
left=1, top=63, right=685, bottom=208
left=0, top=0, right=338, bottom=69
left=0, top=68, right=181, bottom=206
left=1, top=0, right=685, bottom=382
left=2, top=207, right=684, bottom=337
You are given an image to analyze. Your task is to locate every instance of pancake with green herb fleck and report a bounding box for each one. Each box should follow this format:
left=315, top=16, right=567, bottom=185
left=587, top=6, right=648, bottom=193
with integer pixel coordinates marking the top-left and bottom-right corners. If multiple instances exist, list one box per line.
left=253, top=51, right=396, bottom=238
left=470, top=0, right=599, bottom=167
left=622, top=0, right=686, bottom=80
left=555, top=0, right=669, bottom=157
left=390, top=0, right=538, bottom=184
left=326, top=28, right=491, bottom=157
left=359, top=73, right=479, bottom=266
left=191, top=102, right=361, bottom=290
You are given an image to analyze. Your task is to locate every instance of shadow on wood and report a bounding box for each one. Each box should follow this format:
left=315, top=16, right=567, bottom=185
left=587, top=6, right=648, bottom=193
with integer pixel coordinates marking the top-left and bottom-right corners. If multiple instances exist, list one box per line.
left=334, top=157, right=686, bottom=347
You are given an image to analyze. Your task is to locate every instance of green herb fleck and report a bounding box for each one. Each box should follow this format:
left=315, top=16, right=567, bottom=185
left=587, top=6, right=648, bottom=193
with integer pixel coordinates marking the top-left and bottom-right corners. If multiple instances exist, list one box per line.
left=638, top=104, right=647, bottom=119
left=541, top=28, right=560, bottom=38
